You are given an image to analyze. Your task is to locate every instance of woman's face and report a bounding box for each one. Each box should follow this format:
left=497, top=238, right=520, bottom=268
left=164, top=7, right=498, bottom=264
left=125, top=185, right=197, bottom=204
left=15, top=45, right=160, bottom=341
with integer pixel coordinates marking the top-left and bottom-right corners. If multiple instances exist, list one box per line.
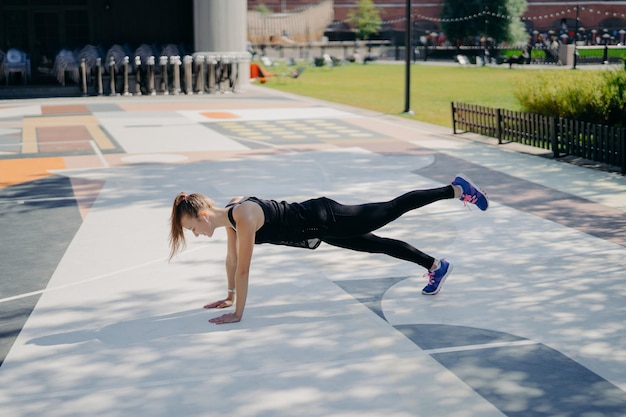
left=181, top=213, right=214, bottom=238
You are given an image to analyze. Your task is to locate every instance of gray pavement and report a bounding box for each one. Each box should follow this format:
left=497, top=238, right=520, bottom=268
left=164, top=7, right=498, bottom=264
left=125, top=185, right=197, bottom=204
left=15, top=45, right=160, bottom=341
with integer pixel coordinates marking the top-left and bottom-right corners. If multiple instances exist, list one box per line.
left=1, top=86, right=625, bottom=417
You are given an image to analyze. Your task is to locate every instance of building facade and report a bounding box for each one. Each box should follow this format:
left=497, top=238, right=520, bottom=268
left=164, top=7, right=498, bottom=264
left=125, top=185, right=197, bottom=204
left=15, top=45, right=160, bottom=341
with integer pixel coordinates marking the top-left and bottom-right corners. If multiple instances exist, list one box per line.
left=3, top=0, right=625, bottom=86
left=1, top=0, right=253, bottom=86
left=0, top=0, right=195, bottom=84
left=249, top=1, right=626, bottom=34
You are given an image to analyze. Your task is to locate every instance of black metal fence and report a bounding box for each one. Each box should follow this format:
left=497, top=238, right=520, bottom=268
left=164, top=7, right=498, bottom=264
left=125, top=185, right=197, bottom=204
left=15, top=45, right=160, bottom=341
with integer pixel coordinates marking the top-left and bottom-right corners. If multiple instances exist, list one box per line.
left=451, top=102, right=626, bottom=174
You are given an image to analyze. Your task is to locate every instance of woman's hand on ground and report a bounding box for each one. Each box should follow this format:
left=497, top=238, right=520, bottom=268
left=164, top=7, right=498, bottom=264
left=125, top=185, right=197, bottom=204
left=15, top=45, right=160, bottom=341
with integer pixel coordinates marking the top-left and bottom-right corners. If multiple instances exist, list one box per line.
left=209, top=313, right=241, bottom=325
left=203, top=299, right=233, bottom=309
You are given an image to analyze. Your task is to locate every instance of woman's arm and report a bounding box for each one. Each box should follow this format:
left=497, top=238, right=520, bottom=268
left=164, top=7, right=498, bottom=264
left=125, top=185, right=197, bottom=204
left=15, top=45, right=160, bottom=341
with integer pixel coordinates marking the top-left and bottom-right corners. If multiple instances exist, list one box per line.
left=209, top=202, right=260, bottom=324
left=203, top=197, right=242, bottom=310
left=202, top=226, right=237, bottom=309
left=225, top=226, right=238, bottom=294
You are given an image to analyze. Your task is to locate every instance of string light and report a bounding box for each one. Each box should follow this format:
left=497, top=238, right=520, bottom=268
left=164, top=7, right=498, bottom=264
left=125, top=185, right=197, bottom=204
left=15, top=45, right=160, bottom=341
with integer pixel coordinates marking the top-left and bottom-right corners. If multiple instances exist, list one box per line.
left=327, top=6, right=626, bottom=26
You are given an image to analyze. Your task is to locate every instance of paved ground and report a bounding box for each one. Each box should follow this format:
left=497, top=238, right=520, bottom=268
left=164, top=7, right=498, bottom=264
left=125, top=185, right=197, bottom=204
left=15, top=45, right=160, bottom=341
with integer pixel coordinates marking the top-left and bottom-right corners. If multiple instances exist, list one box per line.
left=1, top=85, right=625, bottom=417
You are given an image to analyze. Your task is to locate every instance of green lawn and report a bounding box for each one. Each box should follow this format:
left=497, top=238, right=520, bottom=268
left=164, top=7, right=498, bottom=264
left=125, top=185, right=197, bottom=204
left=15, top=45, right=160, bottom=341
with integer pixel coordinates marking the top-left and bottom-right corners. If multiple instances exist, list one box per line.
left=259, top=62, right=537, bottom=127
left=577, top=48, right=626, bottom=59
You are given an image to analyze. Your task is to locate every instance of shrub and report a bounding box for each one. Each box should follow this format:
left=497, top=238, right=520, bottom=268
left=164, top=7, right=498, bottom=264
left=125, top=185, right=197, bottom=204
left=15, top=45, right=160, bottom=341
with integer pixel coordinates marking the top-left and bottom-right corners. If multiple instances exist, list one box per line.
left=602, top=70, right=626, bottom=125
left=514, top=69, right=626, bottom=126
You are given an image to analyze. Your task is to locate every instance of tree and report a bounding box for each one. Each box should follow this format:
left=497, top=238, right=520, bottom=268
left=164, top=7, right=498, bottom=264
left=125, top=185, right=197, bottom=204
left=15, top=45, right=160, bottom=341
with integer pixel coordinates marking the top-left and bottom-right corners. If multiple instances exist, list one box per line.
left=441, top=0, right=528, bottom=44
left=254, top=3, right=272, bottom=14
left=348, top=0, right=382, bottom=40
left=506, top=0, right=529, bottom=43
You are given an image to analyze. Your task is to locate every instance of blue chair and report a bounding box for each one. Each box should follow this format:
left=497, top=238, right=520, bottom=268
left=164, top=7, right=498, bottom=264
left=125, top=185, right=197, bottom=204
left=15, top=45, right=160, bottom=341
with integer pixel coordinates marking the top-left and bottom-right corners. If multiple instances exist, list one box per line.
left=0, top=50, right=5, bottom=83
left=4, top=48, right=31, bottom=85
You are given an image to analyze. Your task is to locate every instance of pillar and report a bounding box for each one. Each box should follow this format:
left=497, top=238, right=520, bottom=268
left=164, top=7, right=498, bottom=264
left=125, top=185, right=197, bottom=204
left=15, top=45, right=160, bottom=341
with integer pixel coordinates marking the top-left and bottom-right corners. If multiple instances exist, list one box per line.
left=194, top=0, right=250, bottom=90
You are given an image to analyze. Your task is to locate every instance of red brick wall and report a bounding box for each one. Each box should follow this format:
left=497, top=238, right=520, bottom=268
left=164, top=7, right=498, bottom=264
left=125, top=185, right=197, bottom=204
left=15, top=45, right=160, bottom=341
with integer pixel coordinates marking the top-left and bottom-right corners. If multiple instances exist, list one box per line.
left=248, top=1, right=626, bottom=32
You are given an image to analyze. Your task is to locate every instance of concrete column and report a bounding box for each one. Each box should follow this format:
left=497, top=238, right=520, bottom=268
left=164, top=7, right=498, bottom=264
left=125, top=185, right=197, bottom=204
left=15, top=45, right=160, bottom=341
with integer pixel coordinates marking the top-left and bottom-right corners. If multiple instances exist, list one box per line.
left=559, top=44, right=575, bottom=66
left=194, top=0, right=250, bottom=89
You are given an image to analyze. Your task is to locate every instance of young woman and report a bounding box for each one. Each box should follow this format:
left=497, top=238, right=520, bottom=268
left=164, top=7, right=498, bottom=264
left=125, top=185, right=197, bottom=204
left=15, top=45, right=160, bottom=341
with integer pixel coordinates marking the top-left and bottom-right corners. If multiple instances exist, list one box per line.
left=169, top=175, right=488, bottom=324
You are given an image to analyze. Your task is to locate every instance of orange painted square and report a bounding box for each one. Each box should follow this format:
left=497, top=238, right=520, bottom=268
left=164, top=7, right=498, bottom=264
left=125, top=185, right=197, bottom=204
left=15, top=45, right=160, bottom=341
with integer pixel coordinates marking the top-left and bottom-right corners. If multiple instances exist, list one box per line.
left=200, top=111, right=239, bottom=119
left=0, top=157, right=66, bottom=188
left=37, top=125, right=93, bottom=152
left=41, top=104, right=90, bottom=115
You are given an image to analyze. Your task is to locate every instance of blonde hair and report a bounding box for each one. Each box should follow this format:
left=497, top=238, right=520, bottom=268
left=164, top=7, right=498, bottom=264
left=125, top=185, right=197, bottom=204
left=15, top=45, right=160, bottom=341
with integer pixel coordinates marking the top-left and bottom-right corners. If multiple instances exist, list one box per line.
left=168, top=192, right=215, bottom=260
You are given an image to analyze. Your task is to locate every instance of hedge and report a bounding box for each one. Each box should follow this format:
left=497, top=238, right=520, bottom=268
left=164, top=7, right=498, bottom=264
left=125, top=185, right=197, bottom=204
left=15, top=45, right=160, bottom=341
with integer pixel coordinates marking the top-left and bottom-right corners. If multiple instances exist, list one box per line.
left=514, top=69, right=626, bottom=126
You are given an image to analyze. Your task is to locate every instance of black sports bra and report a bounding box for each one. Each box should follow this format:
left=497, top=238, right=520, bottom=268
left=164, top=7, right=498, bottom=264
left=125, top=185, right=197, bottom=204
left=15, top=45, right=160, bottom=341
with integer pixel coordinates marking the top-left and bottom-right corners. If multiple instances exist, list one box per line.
left=225, top=197, right=252, bottom=229
left=223, top=196, right=322, bottom=250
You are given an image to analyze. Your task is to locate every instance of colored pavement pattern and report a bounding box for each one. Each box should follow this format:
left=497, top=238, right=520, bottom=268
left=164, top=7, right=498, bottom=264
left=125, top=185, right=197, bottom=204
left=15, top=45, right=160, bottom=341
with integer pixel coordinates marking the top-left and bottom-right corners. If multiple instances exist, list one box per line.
left=1, top=87, right=625, bottom=417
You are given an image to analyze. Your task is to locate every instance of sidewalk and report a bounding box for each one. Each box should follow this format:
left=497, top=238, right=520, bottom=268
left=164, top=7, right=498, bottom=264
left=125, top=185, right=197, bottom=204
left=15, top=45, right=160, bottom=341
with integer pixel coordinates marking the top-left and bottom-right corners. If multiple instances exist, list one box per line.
left=1, top=86, right=625, bottom=417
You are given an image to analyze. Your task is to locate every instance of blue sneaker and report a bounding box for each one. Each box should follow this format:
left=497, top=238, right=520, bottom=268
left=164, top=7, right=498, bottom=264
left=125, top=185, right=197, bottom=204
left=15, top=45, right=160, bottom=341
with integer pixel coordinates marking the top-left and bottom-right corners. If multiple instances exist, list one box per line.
left=422, top=259, right=452, bottom=295
left=452, top=175, right=489, bottom=211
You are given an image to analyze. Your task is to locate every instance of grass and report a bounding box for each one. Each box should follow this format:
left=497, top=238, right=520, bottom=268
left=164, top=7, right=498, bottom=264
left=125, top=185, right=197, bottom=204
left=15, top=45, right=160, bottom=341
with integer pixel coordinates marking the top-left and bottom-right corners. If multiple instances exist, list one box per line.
left=258, top=61, right=539, bottom=127
left=578, top=48, right=626, bottom=59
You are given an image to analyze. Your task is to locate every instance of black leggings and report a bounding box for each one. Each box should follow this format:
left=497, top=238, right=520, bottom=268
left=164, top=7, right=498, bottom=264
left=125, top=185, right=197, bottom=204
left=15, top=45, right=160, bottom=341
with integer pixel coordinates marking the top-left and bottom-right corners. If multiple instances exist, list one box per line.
left=321, top=185, right=455, bottom=270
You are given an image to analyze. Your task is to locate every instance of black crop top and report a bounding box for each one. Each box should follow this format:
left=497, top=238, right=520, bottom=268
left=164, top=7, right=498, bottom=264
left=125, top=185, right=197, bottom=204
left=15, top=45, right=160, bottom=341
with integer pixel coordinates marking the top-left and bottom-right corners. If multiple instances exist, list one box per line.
left=226, top=196, right=327, bottom=249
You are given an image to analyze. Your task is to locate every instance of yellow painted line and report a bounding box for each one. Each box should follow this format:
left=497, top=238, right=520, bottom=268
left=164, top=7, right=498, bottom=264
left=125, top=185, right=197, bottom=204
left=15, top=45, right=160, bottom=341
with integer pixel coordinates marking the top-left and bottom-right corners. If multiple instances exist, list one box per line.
left=86, top=122, right=115, bottom=150
left=21, top=119, right=38, bottom=153
left=21, top=115, right=115, bottom=153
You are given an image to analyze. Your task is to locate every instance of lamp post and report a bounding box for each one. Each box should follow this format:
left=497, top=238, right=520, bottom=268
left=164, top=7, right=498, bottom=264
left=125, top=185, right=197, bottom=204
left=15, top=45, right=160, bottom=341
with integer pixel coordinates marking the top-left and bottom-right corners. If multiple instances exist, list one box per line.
left=573, top=1, right=579, bottom=69
left=403, top=0, right=414, bottom=115
left=602, top=30, right=610, bottom=64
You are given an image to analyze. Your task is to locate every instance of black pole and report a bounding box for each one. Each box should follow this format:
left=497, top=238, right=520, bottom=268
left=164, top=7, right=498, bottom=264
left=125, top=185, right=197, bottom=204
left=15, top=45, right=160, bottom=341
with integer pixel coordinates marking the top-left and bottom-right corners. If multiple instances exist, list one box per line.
left=573, top=1, right=579, bottom=69
left=404, top=0, right=414, bottom=114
